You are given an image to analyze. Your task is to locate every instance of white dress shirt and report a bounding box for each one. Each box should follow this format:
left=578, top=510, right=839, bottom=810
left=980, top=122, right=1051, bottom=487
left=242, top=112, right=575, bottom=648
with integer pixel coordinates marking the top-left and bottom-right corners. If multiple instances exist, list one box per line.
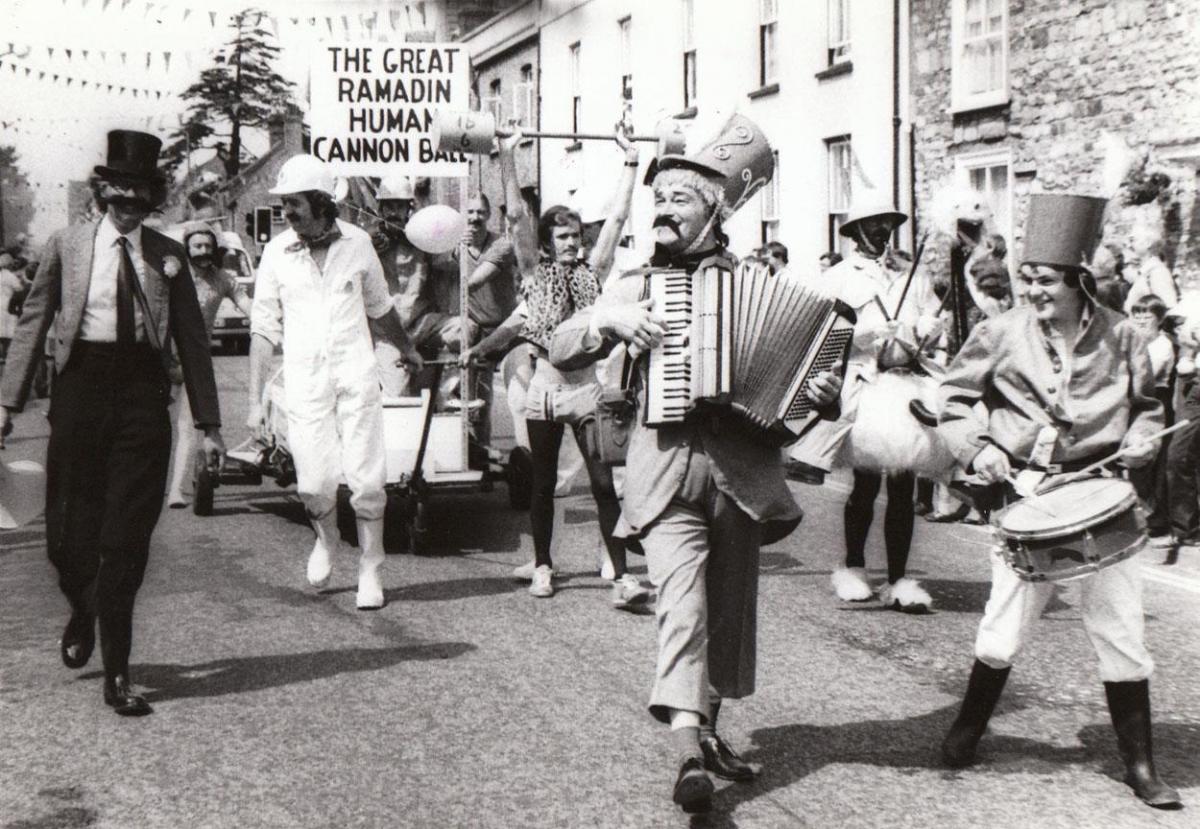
left=80, top=214, right=148, bottom=342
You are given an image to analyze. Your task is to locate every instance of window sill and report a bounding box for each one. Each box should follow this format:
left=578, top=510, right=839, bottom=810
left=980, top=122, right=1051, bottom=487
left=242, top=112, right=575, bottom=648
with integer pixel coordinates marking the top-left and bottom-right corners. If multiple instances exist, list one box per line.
left=815, top=61, right=853, bottom=81
left=564, top=140, right=583, bottom=153
left=747, top=82, right=779, bottom=100
left=675, top=106, right=698, bottom=120
left=950, top=93, right=1011, bottom=116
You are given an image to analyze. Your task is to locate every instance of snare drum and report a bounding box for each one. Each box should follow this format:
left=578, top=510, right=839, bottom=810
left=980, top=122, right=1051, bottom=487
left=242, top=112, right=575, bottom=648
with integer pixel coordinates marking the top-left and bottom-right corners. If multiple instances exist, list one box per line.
left=993, top=477, right=1146, bottom=582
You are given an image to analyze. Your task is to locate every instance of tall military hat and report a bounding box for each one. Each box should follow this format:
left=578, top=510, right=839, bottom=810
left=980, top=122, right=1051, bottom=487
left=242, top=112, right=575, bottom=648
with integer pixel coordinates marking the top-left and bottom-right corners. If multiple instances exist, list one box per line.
left=1021, top=193, right=1108, bottom=270
left=645, top=113, right=774, bottom=215
left=94, top=129, right=166, bottom=183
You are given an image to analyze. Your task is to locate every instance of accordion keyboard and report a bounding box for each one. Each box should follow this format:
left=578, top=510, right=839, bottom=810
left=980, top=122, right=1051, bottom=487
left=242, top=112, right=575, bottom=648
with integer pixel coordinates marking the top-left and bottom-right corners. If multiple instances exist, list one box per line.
left=646, top=271, right=695, bottom=424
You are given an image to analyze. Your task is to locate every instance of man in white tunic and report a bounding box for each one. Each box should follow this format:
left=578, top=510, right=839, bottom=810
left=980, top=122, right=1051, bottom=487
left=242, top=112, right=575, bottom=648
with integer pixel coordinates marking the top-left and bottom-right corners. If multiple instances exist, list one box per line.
left=248, top=155, right=422, bottom=609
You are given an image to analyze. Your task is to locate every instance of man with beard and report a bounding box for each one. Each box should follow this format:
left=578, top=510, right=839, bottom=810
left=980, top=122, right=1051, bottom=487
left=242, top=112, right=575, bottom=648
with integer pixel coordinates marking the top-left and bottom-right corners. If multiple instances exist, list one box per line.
left=248, top=155, right=422, bottom=609
left=371, top=173, right=427, bottom=397
left=166, top=226, right=253, bottom=507
left=0, top=130, right=224, bottom=716
left=549, top=114, right=842, bottom=813
left=403, top=193, right=515, bottom=444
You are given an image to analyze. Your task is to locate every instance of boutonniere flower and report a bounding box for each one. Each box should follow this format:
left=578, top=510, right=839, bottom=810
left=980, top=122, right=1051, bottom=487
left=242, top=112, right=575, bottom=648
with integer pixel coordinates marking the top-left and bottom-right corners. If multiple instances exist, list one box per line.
left=163, top=256, right=182, bottom=278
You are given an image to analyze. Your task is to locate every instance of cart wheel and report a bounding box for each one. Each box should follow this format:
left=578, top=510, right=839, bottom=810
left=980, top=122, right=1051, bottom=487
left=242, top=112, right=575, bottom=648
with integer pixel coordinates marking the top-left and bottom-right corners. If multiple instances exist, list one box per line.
left=193, top=460, right=215, bottom=517
left=507, top=446, right=533, bottom=511
left=407, top=497, right=431, bottom=555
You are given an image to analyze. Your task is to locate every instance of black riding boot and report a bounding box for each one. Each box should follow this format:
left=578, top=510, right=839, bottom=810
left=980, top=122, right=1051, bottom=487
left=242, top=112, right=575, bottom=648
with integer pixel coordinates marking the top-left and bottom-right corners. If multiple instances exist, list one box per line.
left=1104, top=680, right=1182, bottom=809
left=942, top=660, right=1011, bottom=768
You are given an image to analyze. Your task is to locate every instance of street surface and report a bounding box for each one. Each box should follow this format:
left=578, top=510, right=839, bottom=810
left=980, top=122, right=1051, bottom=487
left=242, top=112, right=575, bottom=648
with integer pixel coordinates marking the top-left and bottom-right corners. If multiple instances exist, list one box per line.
left=2, top=355, right=1199, bottom=829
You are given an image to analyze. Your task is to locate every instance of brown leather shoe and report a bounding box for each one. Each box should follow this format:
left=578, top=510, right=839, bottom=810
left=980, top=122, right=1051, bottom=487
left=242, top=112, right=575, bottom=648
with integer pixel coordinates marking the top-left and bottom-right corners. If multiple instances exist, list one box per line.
left=103, top=675, right=153, bottom=717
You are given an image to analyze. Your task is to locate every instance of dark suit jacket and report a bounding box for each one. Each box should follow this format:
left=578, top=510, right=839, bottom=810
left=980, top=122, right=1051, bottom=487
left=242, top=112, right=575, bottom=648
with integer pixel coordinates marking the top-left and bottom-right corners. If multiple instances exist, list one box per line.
left=0, top=219, right=221, bottom=427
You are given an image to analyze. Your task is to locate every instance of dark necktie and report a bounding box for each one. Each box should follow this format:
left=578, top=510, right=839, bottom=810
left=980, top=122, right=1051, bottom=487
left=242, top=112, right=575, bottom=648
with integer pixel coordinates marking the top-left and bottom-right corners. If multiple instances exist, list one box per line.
left=116, top=236, right=137, bottom=344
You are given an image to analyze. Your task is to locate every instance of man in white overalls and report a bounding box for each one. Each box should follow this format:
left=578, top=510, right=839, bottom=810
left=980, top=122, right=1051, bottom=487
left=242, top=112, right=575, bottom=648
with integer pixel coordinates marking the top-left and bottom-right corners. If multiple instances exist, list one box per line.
left=248, top=155, right=422, bottom=609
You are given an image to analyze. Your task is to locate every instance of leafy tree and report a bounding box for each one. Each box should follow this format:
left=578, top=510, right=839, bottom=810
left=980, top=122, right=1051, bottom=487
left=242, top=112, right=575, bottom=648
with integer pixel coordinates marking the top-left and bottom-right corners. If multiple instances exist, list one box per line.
left=0, top=144, right=33, bottom=245
left=164, top=8, right=295, bottom=180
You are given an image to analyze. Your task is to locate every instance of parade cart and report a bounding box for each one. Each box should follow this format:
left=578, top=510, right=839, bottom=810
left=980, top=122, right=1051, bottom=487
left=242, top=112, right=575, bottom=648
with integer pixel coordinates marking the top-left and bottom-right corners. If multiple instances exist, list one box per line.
left=194, top=360, right=532, bottom=554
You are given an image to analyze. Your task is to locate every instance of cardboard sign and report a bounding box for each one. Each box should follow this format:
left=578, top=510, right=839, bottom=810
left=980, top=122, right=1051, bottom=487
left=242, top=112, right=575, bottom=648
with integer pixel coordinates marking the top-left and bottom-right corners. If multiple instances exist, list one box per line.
left=310, top=43, right=470, bottom=176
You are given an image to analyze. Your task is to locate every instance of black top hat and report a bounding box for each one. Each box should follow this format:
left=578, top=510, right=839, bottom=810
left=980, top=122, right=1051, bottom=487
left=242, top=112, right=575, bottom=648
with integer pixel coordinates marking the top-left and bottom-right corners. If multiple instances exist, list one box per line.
left=94, top=129, right=165, bottom=183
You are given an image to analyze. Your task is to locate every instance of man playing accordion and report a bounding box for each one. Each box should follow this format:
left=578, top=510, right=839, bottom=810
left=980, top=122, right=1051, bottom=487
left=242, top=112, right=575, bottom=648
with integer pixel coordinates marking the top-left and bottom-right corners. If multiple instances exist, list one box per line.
left=550, top=114, right=842, bottom=814
left=936, top=193, right=1180, bottom=809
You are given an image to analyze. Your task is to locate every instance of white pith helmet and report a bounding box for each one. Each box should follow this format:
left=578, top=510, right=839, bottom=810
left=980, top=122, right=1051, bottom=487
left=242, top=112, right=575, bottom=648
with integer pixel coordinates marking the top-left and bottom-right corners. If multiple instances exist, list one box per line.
left=269, top=154, right=338, bottom=197
left=376, top=173, right=415, bottom=201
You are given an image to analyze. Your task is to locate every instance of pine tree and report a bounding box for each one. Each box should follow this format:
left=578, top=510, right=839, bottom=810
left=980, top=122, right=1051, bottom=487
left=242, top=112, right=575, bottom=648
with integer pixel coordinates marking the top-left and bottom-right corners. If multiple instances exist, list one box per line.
left=164, top=8, right=295, bottom=180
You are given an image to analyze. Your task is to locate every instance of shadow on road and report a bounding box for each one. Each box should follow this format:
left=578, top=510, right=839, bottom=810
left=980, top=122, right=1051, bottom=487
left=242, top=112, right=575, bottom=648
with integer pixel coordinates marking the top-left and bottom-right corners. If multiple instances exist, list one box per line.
left=77, top=643, right=476, bottom=703
left=693, top=707, right=1200, bottom=826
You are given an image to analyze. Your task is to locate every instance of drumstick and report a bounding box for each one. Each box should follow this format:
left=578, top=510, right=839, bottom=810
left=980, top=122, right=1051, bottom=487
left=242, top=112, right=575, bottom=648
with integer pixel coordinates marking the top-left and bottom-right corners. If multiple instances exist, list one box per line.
left=1043, top=419, right=1192, bottom=490
left=1002, top=474, right=1058, bottom=517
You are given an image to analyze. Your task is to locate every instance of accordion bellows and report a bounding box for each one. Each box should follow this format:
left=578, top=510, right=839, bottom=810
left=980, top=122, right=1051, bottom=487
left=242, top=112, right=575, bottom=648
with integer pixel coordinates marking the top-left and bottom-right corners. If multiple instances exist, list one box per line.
left=644, top=263, right=855, bottom=444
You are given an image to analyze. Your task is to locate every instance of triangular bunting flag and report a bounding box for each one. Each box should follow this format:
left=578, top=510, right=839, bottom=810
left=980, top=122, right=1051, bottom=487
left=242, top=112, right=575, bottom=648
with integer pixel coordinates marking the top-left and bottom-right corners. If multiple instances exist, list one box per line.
left=65, top=49, right=72, bottom=60
left=47, top=47, right=54, bottom=59
left=82, top=49, right=89, bottom=60
left=342, top=15, right=350, bottom=33
left=120, top=52, right=127, bottom=66
left=156, top=91, right=162, bottom=100
left=290, top=17, right=298, bottom=26
left=66, top=77, right=73, bottom=86
left=81, top=80, right=88, bottom=87
left=325, top=17, right=333, bottom=36
left=106, top=84, right=112, bottom=91
left=163, top=52, right=171, bottom=72
left=182, top=9, right=190, bottom=23
left=390, top=9, right=401, bottom=30
left=209, top=11, right=217, bottom=27
left=122, top=0, right=131, bottom=10
left=146, top=53, right=151, bottom=69
left=102, top=0, right=112, bottom=10
left=24, top=67, right=30, bottom=76
left=38, top=71, right=45, bottom=80
left=52, top=73, right=59, bottom=81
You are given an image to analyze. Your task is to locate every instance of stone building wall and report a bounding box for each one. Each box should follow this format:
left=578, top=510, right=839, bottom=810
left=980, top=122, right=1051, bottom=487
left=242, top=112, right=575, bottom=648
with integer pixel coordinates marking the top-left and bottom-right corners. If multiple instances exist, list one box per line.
left=910, top=0, right=1200, bottom=292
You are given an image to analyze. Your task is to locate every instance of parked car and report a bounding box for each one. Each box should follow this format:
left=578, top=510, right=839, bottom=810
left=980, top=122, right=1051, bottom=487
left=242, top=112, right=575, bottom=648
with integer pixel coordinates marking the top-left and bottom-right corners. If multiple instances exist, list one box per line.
left=210, top=231, right=255, bottom=354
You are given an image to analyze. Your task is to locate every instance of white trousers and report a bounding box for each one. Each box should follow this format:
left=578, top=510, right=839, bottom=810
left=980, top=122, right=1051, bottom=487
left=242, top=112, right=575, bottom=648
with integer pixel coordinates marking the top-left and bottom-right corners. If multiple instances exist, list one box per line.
left=975, top=551, right=1154, bottom=682
left=285, top=364, right=387, bottom=521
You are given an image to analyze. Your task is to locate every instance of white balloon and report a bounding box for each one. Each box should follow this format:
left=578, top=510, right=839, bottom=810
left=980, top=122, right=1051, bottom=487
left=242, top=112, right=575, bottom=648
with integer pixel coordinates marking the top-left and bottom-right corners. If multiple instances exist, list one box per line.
left=405, top=205, right=467, bottom=254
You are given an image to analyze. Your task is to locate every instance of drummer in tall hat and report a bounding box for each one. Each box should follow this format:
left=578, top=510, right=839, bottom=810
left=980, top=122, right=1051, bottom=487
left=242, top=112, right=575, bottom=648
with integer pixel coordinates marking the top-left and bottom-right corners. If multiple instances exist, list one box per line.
left=937, top=193, right=1180, bottom=808
left=550, top=114, right=843, bottom=814
left=0, top=130, right=225, bottom=716
left=787, top=201, right=945, bottom=612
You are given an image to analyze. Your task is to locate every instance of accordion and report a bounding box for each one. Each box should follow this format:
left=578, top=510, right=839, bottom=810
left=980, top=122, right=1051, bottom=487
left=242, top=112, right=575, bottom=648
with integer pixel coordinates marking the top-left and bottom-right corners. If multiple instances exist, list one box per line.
left=643, top=263, right=855, bottom=444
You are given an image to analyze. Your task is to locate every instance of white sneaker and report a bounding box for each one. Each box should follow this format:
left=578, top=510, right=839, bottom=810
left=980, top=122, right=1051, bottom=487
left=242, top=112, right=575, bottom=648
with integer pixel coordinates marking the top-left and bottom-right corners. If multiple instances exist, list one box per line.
left=611, top=574, right=651, bottom=610
left=355, top=518, right=385, bottom=610
left=513, top=560, right=556, bottom=581
left=831, top=567, right=872, bottom=602
left=529, top=565, right=555, bottom=598
left=879, top=577, right=932, bottom=614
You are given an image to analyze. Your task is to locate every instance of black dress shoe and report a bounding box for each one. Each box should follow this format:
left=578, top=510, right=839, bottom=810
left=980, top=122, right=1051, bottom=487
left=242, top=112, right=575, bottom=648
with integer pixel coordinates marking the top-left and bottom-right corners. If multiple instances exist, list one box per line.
left=700, top=733, right=761, bottom=782
left=60, top=612, right=96, bottom=669
left=672, top=756, right=713, bottom=814
left=103, top=675, right=153, bottom=717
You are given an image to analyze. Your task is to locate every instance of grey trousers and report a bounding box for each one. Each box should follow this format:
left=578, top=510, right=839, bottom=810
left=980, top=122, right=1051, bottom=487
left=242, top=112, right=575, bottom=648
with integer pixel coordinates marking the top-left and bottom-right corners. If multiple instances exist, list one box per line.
left=642, top=449, right=762, bottom=723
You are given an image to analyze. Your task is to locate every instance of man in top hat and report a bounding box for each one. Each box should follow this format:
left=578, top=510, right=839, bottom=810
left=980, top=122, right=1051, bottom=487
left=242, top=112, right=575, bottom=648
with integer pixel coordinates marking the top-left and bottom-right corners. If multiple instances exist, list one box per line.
left=0, top=129, right=225, bottom=716
left=787, top=202, right=943, bottom=612
left=247, top=154, right=422, bottom=610
left=371, top=172, right=428, bottom=397
left=937, top=193, right=1179, bottom=809
left=549, top=113, right=843, bottom=813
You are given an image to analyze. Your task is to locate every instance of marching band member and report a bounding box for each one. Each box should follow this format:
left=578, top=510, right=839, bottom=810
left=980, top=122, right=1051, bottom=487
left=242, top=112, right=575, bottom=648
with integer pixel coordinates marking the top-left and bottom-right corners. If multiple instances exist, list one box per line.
left=550, top=115, right=842, bottom=814
left=937, top=193, right=1179, bottom=809
left=247, top=155, right=423, bottom=610
left=789, top=203, right=943, bottom=612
